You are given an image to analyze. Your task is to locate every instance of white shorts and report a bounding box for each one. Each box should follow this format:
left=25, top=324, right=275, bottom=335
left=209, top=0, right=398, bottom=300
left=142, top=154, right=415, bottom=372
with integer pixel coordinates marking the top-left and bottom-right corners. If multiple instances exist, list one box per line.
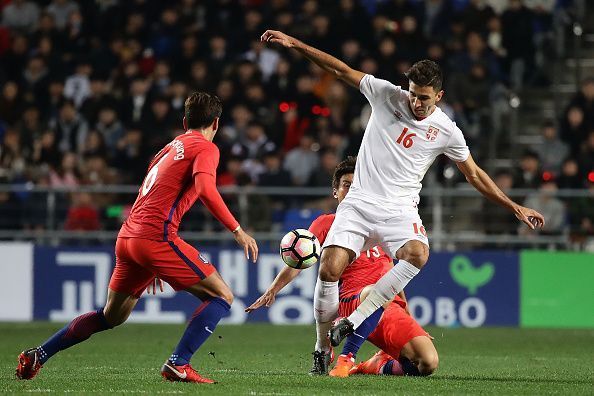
left=322, top=194, right=429, bottom=260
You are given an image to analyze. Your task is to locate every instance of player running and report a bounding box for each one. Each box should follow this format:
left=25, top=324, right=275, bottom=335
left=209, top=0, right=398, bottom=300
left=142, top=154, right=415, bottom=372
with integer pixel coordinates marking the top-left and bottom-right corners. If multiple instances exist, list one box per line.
left=16, top=92, right=258, bottom=384
left=261, top=29, right=545, bottom=372
left=247, top=157, right=437, bottom=377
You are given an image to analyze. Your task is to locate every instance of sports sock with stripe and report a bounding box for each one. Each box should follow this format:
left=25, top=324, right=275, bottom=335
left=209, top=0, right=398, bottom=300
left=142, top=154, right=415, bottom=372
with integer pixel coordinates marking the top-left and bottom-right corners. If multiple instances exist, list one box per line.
left=341, top=307, right=384, bottom=358
left=347, top=260, right=419, bottom=329
left=38, top=308, right=112, bottom=364
left=169, top=297, right=230, bottom=366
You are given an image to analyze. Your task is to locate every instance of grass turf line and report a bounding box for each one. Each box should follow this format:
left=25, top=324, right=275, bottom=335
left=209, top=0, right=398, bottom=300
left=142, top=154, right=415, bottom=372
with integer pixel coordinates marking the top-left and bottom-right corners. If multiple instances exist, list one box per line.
left=0, top=323, right=592, bottom=394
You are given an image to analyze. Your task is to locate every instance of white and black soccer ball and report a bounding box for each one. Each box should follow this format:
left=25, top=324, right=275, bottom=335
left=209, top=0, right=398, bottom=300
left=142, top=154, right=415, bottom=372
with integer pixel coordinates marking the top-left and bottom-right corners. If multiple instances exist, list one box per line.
left=279, top=228, right=321, bottom=269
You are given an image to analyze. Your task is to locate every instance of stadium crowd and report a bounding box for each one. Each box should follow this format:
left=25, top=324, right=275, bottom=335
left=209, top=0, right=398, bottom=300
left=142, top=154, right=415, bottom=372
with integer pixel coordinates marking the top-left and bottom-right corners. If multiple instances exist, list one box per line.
left=0, top=0, right=592, bottom=244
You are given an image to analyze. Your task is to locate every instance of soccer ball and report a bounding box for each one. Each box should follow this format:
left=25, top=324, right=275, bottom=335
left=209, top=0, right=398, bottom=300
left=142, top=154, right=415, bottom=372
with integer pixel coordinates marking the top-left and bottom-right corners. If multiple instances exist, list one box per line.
left=279, top=229, right=321, bottom=269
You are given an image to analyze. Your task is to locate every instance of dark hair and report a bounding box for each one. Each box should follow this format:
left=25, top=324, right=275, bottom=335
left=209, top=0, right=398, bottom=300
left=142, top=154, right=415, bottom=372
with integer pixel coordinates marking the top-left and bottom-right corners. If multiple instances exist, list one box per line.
left=184, top=92, right=222, bottom=129
left=405, top=60, right=443, bottom=91
left=332, top=156, right=356, bottom=190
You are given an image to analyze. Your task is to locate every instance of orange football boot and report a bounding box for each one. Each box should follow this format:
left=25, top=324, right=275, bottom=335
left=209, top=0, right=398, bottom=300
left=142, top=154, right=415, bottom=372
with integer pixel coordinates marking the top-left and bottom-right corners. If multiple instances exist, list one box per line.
left=161, top=360, right=215, bottom=384
left=329, top=352, right=355, bottom=377
left=349, top=350, right=392, bottom=375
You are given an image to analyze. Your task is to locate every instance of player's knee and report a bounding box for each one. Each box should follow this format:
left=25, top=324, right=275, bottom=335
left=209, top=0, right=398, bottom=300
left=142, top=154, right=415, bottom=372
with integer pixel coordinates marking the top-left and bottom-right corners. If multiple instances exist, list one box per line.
left=397, top=242, right=429, bottom=269
left=102, top=307, right=128, bottom=327
left=319, top=264, right=341, bottom=282
left=418, top=352, right=439, bottom=376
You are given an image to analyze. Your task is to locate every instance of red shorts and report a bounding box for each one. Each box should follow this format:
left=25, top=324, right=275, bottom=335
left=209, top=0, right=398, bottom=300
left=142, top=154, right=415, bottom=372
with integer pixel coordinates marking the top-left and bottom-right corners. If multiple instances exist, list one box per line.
left=109, top=237, right=216, bottom=298
left=338, top=292, right=429, bottom=359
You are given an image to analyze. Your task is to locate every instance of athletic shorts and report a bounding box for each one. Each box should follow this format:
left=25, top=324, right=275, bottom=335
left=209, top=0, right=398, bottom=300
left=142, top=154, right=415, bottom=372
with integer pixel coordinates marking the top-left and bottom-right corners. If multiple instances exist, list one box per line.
left=323, top=194, right=429, bottom=260
left=109, top=237, right=216, bottom=298
left=338, top=292, right=429, bottom=359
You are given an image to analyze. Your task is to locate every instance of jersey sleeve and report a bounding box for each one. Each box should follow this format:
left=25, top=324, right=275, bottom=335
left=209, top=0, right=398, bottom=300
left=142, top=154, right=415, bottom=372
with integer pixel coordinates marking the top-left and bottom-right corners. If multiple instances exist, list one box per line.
left=443, top=123, right=470, bottom=162
left=308, top=215, right=333, bottom=245
left=192, top=143, right=219, bottom=177
left=359, top=74, right=400, bottom=106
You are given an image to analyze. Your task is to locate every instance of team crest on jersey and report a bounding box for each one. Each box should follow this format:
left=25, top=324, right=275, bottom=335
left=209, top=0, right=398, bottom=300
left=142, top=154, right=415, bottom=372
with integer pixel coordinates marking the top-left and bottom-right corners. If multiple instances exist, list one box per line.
left=426, top=126, right=439, bottom=141
left=393, top=110, right=403, bottom=119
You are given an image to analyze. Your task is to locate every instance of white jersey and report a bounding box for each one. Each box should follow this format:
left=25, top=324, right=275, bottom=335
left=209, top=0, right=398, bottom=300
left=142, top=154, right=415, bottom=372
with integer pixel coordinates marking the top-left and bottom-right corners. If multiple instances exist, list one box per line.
left=350, top=74, right=470, bottom=205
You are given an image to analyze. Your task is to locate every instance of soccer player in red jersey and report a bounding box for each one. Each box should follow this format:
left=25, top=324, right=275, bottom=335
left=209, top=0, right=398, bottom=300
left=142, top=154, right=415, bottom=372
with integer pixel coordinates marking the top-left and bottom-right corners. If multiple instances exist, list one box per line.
left=16, top=92, right=259, bottom=384
left=247, top=157, right=437, bottom=377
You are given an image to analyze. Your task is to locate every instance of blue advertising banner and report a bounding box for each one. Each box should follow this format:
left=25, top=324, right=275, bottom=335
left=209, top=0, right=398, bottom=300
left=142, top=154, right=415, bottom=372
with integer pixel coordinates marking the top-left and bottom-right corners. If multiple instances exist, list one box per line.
left=405, top=252, right=519, bottom=327
left=31, top=246, right=519, bottom=326
left=33, top=245, right=317, bottom=325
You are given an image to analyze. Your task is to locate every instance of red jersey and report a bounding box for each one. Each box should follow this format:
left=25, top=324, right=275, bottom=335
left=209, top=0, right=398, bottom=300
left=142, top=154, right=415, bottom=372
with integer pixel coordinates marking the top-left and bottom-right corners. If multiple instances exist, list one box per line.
left=308, top=214, right=394, bottom=298
left=119, top=132, right=238, bottom=241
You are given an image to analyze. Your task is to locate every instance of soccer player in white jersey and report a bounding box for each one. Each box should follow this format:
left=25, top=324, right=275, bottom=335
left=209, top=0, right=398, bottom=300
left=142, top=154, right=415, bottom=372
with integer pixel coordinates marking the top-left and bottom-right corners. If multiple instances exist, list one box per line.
left=261, top=29, right=545, bottom=374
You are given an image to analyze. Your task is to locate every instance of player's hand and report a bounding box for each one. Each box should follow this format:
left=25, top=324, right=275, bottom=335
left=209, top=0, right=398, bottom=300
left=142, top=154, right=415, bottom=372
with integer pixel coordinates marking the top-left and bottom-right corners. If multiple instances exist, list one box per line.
left=233, top=227, right=259, bottom=263
left=147, top=278, right=164, bottom=295
left=245, top=290, right=276, bottom=312
left=261, top=30, right=297, bottom=49
left=513, top=205, right=545, bottom=230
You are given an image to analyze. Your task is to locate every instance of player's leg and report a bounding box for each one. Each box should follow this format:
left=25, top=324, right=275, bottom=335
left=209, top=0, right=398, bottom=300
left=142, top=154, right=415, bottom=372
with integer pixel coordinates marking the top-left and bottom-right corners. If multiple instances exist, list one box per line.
left=310, top=245, right=353, bottom=375
left=312, top=199, right=370, bottom=373
left=351, top=301, right=436, bottom=376
left=16, top=238, right=150, bottom=380
left=356, top=337, right=438, bottom=377
left=336, top=211, right=430, bottom=341
left=329, top=285, right=386, bottom=377
left=166, top=272, right=233, bottom=367
left=151, top=237, right=228, bottom=383
left=398, top=335, right=439, bottom=376
left=314, top=246, right=353, bottom=349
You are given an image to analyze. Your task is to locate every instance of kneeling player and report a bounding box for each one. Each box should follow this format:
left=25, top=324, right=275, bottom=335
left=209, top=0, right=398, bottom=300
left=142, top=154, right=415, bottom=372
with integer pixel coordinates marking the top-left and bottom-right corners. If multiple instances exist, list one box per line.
left=246, top=156, right=437, bottom=377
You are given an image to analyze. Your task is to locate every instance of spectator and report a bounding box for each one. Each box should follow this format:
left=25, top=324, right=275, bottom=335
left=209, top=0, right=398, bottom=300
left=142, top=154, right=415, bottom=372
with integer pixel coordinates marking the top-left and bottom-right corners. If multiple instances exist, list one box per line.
left=95, top=107, right=124, bottom=152
left=284, top=134, right=320, bottom=186
left=501, top=0, right=535, bottom=89
left=259, top=151, right=292, bottom=187
left=64, top=192, right=100, bottom=231
left=514, top=150, right=542, bottom=189
left=483, top=170, right=518, bottom=236
left=557, top=158, right=583, bottom=189
left=32, top=130, right=61, bottom=167
left=17, top=106, right=44, bottom=158
left=1, top=0, right=39, bottom=34
left=244, top=38, right=280, bottom=82
left=50, top=99, right=89, bottom=154
left=560, top=106, right=588, bottom=155
left=309, top=149, right=339, bottom=188
left=45, top=0, right=79, bottom=31
left=63, top=63, right=92, bottom=108
left=49, top=151, right=79, bottom=187
left=534, top=120, right=569, bottom=175
left=521, top=180, right=566, bottom=236
left=578, top=132, right=594, bottom=178
left=113, top=127, right=147, bottom=182
left=0, top=81, right=23, bottom=126
left=566, top=77, right=594, bottom=133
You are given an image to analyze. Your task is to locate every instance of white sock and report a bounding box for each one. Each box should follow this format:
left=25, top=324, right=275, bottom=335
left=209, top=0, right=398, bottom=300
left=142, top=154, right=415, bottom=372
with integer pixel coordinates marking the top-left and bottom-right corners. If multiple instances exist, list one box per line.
left=314, top=321, right=332, bottom=352
left=313, top=278, right=339, bottom=351
left=348, top=260, right=420, bottom=328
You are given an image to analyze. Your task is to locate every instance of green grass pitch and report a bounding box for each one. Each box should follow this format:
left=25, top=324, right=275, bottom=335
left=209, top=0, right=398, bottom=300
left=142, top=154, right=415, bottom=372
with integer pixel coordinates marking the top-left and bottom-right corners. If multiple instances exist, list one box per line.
left=0, top=323, right=592, bottom=394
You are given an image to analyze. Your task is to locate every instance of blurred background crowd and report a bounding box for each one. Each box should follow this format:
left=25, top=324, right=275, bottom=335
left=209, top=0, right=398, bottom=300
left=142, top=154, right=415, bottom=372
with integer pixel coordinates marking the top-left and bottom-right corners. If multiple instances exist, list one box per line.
left=0, top=0, right=592, bottom=248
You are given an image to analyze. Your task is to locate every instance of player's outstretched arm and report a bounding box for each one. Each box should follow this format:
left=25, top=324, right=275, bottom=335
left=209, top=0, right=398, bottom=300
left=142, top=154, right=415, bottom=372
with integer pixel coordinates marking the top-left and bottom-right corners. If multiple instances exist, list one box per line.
left=194, top=172, right=259, bottom=261
left=261, top=29, right=365, bottom=88
left=245, top=266, right=302, bottom=312
left=456, top=154, right=545, bottom=230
